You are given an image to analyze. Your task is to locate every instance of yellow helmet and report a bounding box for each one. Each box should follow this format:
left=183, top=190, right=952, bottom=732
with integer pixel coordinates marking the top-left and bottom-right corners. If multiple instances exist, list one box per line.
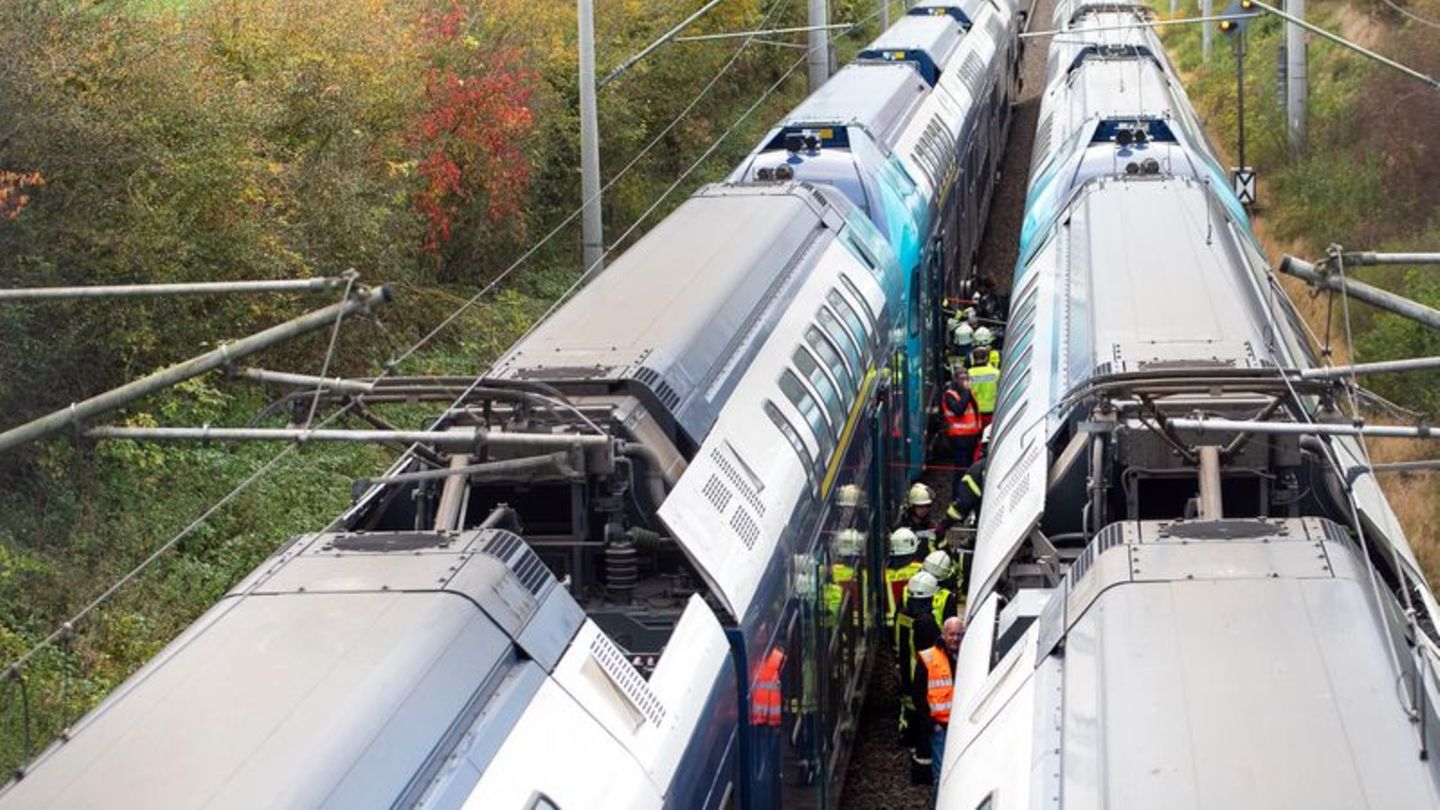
left=907, top=482, right=934, bottom=507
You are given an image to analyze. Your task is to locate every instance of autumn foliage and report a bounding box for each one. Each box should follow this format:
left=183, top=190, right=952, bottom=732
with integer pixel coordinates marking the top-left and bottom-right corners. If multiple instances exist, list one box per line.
left=410, top=4, right=537, bottom=260
left=0, top=172, right=43, bottom=221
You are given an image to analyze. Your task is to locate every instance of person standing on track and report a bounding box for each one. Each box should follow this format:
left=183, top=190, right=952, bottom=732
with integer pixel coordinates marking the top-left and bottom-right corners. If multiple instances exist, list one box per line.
left=966, top=346, right=1000, bottom=429
left=914, top=616, right=964, bottom=789
left=941, top=367, right=983, bottom=487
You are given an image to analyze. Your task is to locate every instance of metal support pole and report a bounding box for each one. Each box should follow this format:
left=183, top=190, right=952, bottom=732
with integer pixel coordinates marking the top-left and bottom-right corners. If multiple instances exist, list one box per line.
left=1298, top=356, right=1440, bottom=380
left=0, top=276, right=353, bottom=302
left=808, top=0, right=831, bottom=92
left=1285, top=0, right=1307, bottom=152
left=1279, top=256, right=1440, bottom=330
left=1197, top=445, right=1225, bottom=519
left=578, top=0, right=604, bottom=274
left=1155, top=416, right=1439, bottom=440
left=83, top=426, right=613, bottom=449
left=1202, top=0, right=1214, bottom=60
left=1236, top=28, right=1247, bottom=173
left=1335, top=252, right=1440, bottom=268
left=881, top=0, right=890, bottom=29
left=0, top=286, right=392, bottom=455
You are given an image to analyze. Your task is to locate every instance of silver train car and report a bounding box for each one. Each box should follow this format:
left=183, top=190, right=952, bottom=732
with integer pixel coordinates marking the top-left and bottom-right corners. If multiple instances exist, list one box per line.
left=939, top=2, right=1440, bottom=807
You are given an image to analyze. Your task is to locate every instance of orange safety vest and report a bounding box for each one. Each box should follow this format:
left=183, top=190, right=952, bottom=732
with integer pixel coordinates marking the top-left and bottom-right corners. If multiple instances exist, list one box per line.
left=942, top=386, right=982, bottom=438
left=917, top=645, right=954, bottom=724
left=750, top=649, right=785, bottom=727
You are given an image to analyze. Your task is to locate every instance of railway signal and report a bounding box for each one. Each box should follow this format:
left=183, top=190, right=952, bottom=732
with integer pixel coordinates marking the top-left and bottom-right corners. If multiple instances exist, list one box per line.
left=1220, top=0, right=1255, bottom=209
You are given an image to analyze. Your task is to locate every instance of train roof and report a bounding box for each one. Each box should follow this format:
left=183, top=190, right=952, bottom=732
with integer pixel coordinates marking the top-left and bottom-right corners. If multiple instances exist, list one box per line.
left=945, top=517, right=1440, bottom=808
left=973, top=178, right=1279, bottom=604
left=491, top=183, right=861, bottom=450
left=778, top=63, right=931, bottom=149
left=858, top=15, right=965, bottom=85
left=1, top=528, right=585, bottom=809
left=909, top=0, right=993, bottom=27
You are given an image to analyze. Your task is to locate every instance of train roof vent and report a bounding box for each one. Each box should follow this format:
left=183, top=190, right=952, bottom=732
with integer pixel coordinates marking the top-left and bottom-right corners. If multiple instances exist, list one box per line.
left=634, top=365, right=682, bottom=411
left=481, top=529, right=549, bottom=597
left=589, top=630, right=668, bottom=727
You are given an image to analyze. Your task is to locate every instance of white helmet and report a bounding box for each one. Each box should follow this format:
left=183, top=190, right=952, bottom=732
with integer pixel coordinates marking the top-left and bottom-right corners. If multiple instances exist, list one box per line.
left=974, top=325, right=994, bottom=346
left=922, top=549, right=953, bottom=580
left=835, top=528, right=864, bottom=558
left=836, top=483, right=862, bottom=508
left=952, top=322, right=974, bottom=348
left=964, top=306, right=977, bottom=322
left=906, top=570, right=939, bottom=599
left=889, top=527, right=920, bottom=557
left=907, top=482, right=934, bottom=507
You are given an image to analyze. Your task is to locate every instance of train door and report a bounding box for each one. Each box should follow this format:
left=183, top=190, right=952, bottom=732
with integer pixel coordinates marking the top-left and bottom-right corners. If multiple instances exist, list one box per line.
left=777, top=555, right=825, bottom=810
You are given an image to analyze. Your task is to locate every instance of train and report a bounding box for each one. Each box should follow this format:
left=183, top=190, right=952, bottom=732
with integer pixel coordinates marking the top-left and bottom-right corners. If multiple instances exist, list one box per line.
left=937, top=0, right=1440, bottom=806
left=0, top=2, right=1021, bottom=808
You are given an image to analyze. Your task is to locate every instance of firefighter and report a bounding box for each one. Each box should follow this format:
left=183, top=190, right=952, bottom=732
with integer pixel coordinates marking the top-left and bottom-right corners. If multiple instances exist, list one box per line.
left=825, top=528, right=866, bottom=630
left=900, top=482, right=942, bottom=552
left=884, top=527, right=924, bottom=625
left=894, top=570, right=959, bottom=783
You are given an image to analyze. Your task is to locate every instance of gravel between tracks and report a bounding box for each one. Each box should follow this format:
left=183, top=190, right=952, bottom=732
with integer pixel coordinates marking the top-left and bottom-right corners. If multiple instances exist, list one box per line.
left=838, top=1, right=1055, bottom=805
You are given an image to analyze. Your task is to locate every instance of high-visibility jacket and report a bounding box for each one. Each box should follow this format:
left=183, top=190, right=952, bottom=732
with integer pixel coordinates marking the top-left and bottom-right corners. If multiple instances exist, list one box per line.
left=917, top=645, right=955, bottom=724
left=885, top=560, right=923, bottom=622
left=967, top=364, right=1000, bottom=415
left=987, top=349, right=1001, bottom=369
left=750, top=649, right=785, bottom=727
left=824, top=563, right=861, bottom=625
left=941, top=384, right=982, bottom=438
left=894, top=590, right=956, bottom=663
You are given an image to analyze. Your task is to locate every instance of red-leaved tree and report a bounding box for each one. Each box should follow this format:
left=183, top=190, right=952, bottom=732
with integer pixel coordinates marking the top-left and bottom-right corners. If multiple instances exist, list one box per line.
left=410, top=2, right=537, bottom=265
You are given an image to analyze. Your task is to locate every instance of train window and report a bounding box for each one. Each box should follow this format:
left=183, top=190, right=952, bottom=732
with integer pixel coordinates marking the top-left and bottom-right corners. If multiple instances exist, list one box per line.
left=806, top=326, right=855, bottom=393
left=847, top=233, right=881, bottom=273
left=827, top=290, right=871, bottom=354
left=836, top=276, right=877, bottom=330
left=818, top=306, right=864, bottom=375
left=794, top=347, right=845, bottom=433
left=909, top=267, right=923, bottom=337
left=1004, top=325, right=1035, bottom=371
left=780, top=370, right=834, bottom=460
left=765, top=400, right=818, bottom=491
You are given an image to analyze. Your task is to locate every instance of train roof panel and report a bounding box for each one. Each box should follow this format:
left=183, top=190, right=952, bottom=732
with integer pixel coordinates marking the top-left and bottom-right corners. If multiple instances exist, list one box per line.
left=860, top=15, right=965, bottom=77
left=1054, top=520, right=1440, bottom=807
left=909, top=0, right=993, bottom=27
left=491, top=183, right=856, bottom=448
left=3, top=528, right=585, bottom=809
left=780, top=63, right=931, bottom=149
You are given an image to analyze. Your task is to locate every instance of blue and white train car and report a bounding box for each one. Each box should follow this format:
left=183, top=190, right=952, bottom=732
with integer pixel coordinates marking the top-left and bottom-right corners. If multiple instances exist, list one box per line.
left=937, top=3, right=1440, bottom=807
left=731, top=0, right=1020, bottom=473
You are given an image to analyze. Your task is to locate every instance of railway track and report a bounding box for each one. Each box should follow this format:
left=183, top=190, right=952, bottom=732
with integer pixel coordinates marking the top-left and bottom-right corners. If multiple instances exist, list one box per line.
left=838, top=0, right=1056, bottom=802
